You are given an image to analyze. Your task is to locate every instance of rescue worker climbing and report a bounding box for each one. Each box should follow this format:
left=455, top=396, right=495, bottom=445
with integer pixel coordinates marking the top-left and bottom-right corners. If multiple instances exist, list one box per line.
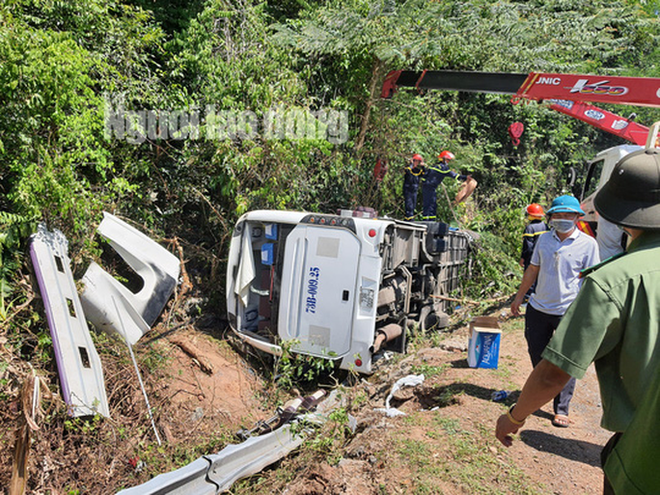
left=421, top=150, right=471, bottom=220
left=403, top=153, right=425, bottom=220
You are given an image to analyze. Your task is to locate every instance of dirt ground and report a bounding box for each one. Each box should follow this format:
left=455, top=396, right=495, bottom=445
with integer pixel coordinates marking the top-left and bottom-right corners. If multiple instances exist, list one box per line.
left=1, top=300, right=611, bottom=494
left=260, top=307, right=612, bottom=495
left=430, top=310, right=611, bottom=494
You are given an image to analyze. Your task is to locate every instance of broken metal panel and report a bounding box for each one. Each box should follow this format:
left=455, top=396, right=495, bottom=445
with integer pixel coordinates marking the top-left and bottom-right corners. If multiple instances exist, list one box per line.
left=205, top=425, right=305, bottom=491
left=96, top=212, right=180, bottom=324
left=81, top=262, right=151, bottom=345
left=81, top=212, right=180, bottom=345
left=29, top=224, right=110, bottom=418
left=115, top=427, right=303, bottom=495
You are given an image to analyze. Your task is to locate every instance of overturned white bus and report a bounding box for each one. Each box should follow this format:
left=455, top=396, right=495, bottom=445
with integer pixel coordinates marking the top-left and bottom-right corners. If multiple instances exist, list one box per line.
left=226, top=209, right=473, bottom=373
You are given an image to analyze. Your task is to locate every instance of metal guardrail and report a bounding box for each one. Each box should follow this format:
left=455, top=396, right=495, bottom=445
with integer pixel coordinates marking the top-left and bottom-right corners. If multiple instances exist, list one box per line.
left=117, top=457, right=215, bottom=495
left=116, top=426, right=303, bottom=495
left=29, top=224, right=110, bottom=418
left=116, top=390, right=341, bottom=494
left=208, top=424, right=305, bottom=491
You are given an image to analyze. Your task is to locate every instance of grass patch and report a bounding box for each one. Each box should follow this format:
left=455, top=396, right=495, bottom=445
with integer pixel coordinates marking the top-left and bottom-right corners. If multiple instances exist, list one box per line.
left=392, top=411, right=543, bottom=494
left=410, top=362, right=448, bottom=379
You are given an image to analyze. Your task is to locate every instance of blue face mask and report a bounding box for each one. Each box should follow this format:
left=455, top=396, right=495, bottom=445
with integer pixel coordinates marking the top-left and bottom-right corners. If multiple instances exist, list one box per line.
left=550, top=218, right=576, bottom=234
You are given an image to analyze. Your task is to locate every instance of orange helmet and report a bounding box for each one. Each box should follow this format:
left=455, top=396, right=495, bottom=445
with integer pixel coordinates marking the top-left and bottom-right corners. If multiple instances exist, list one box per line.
left=412, top=154, right=423, bottom=161
left=438, top=150, right=455, bottom=161
left=525, top=203, right=544, bottom=217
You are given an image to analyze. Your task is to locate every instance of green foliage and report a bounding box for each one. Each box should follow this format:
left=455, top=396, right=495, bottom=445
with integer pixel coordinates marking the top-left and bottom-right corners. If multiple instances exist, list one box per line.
left=63, top=414, right=104, bottom=436
left=275, top=339, right=338, bottom=390
left=2, top=0, right=659, bottom=305
left=0, top=0, right=165, bottom=249
left=141, top=342, right=172, bottom=372
left=0, top=211, right=35, bottom=319
left=274, top=0, right=658, bottom=70
left=410, top=362, right=448, bottom=379
left=307, top=406, right=352, bottom=464
left=466, top=232, right=521, bottom=299
left=272, top=0, right=450, bottom=65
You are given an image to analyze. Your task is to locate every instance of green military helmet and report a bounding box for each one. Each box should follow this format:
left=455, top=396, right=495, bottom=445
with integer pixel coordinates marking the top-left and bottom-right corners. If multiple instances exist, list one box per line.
left=594, top=148, right=660, bottom=230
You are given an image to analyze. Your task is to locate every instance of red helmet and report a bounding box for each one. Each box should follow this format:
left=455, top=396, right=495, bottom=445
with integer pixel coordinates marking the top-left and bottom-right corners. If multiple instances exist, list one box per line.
left=438, top=150, right=455, bottom=161
left=525, top=203, right=544, bottom=216
left=412, top=154, right=423, bottom=161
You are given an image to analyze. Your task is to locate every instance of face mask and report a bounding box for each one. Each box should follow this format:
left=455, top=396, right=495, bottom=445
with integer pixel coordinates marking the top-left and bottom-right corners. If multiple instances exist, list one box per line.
left=550, top=218, right=576, bottom=234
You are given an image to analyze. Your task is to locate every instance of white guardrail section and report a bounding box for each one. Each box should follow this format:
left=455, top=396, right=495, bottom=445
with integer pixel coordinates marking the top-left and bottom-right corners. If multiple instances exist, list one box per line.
left=116, top=390, right=341, bottom=494
left=29, top=224, right=110, bottom=418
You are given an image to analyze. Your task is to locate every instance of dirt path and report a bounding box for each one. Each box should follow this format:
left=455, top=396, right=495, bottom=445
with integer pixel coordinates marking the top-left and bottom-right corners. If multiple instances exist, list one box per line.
left=261, top=308, right=612, bottom=495
left=453, top=311, right=611, bottom=494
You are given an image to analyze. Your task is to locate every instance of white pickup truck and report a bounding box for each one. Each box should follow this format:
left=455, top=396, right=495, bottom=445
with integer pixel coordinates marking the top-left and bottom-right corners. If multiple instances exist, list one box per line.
left=226, top=209, right=473, bottom=373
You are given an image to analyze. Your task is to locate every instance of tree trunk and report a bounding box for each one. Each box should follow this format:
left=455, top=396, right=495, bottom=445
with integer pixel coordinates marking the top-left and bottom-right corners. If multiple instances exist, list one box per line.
left=356, top=59, right=385, bottom=151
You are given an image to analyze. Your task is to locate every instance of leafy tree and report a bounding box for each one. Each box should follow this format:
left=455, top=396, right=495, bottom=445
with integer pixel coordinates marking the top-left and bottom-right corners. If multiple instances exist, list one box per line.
left=0, top=0, right=658, bottom=309
left=270, top=0, right=659, bottom=296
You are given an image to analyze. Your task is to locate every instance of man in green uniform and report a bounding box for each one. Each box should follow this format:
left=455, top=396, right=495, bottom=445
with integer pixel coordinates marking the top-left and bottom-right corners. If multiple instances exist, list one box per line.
left=495, top=148, right=660, bottom=494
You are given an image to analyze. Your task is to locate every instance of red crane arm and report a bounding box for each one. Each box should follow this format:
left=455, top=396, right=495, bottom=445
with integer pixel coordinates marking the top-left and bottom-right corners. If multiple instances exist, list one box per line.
left=382, top=70, right=656, bottom=144
left=517, top=72, right=660, bottom=108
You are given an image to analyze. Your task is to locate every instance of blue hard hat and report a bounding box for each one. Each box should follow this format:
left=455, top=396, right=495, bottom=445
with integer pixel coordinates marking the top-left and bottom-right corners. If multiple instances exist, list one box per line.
left=546, top=195, right=585, bottom=215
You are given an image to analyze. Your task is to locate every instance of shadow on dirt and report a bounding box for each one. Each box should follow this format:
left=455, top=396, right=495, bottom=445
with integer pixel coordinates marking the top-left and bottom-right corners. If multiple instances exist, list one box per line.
left=416, top=382, right=512, bottom=409
left=520, top=430, right=603, bottom=467
left=448, top=357, right=470, bottom=368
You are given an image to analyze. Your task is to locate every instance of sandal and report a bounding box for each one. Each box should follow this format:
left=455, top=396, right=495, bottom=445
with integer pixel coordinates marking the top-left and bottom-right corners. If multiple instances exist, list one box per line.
left=552, top=414, right=570, bottom=428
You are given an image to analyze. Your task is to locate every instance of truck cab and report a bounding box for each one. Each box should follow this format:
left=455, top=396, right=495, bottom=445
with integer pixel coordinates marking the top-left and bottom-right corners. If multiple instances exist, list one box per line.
left=579, top=121, right=660, bottom=258
left=226, top=209, right=472, bottom=373
left=578, top=145, right=640, bottom=258
left=580, top=144, right=641, bottom=224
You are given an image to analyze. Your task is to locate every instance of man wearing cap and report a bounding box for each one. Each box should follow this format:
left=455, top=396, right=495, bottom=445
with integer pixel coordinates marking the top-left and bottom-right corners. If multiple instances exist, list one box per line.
left=496, top=149, right=660, bottom=493
left=510, top=194, right=599, bottom=427
left=403, top=154, right=425, bottom=220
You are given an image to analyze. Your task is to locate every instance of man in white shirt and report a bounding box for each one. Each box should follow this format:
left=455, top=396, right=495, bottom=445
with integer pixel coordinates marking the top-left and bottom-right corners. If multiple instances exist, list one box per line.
left=511, top=195, right=600, bottom=427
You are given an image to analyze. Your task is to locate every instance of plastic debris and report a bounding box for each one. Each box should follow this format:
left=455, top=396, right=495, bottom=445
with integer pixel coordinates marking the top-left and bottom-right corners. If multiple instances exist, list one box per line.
left=491, top=390, right=510, bottom=402
left=375, top=374, right=425, bottom=417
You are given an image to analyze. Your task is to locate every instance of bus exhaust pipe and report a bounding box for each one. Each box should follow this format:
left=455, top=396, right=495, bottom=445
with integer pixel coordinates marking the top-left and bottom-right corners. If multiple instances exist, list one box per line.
left=370, top=323, right=403, bottom=354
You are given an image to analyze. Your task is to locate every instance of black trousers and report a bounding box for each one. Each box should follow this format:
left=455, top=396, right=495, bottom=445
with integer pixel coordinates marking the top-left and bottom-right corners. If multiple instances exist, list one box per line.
left=403, top=185, right=418, bottom=220
left=524, top=304, right=577, bottom=416
left=421, top=183, right=437, bottom=219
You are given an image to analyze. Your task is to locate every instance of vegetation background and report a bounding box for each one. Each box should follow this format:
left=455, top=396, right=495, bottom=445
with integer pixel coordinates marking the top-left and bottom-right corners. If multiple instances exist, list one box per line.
left=2, top=0, right=660, bottom=303
left=1, top=0, right=659, bottom=492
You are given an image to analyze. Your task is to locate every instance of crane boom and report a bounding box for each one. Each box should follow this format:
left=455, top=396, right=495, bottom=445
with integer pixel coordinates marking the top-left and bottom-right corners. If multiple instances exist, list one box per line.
left=516, top=72, right=660, bottom=108
left=382, top=70, right=655, bottom=145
